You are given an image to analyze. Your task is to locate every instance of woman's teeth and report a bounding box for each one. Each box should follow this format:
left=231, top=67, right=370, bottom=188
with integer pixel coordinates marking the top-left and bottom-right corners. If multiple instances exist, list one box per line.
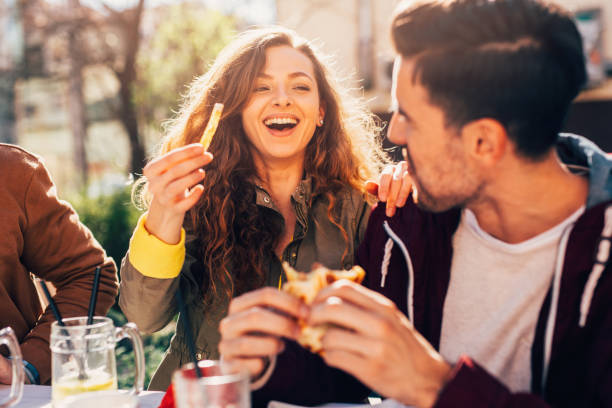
left=264, top=117, right=298, bottom=130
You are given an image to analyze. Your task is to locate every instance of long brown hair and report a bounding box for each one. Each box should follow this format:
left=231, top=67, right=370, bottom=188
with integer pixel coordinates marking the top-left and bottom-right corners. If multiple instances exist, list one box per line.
left=140, top=27, right=387, bottom=303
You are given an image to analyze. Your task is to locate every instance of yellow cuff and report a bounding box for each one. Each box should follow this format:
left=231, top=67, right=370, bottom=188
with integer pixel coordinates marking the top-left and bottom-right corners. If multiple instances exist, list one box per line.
left=128, top=214, right=186, bottom=279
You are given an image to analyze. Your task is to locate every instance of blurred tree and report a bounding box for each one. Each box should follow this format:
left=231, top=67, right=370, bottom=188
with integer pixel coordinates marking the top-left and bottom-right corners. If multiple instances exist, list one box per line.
left=0, top=0, right=24, bottom=144
left=100, top=0, right=147, bottom=175
left=134, top=4, right=236, bottom=136
left=19, top=0, right=147, bottom=179
left=66, top=0, right=89, bottom=185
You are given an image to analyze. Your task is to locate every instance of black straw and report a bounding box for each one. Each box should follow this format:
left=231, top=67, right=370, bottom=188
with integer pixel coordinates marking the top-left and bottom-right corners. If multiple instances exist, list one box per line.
left=87, top=267, right=101, bottom=325
left=175, top=287, right=202, bottom=378
left=38, top=279, right=65, bottom=326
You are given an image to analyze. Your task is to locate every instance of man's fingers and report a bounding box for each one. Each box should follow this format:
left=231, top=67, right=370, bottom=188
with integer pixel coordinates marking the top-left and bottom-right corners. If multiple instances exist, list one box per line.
left=321, top=326, right=379, bottom=359
left=228, top=287, right=307, bottom=318
left=319, top=349, right=370, bottom=385
left=219, top=334, right=284, bottom=358
left=309, top=295, right=396, bottom=339
left=220, top=356, right=267, bottom=379
left=220, top=306, right=300, bottom=340
left=313, top=280, right=398, bottom=319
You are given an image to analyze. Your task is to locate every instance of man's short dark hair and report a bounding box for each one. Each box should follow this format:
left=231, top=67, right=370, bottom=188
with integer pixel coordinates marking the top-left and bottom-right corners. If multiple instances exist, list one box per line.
left=391, top=0, right=587, bottom=159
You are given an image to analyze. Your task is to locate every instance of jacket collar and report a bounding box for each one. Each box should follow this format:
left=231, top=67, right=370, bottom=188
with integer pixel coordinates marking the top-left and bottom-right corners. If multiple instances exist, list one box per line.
left=254, top=177, right=314, bottom=229
left=557, top=133, right=612, bottom=208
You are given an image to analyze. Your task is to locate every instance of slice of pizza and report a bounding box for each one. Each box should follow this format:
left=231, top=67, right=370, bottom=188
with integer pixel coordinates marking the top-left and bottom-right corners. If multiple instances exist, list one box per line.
left=281, top=262, right=365, bottom=353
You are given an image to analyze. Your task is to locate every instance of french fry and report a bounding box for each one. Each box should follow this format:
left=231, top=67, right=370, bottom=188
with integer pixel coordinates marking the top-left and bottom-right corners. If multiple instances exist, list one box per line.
left=199, top=103, right=224, bottom=149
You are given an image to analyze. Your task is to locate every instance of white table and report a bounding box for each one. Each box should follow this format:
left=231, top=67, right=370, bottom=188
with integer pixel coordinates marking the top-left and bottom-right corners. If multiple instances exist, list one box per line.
left=0, top=384, right=164, bottom=408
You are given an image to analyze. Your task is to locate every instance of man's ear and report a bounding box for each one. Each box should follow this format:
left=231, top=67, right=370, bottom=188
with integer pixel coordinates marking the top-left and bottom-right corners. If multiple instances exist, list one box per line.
left=460, top=118, right=508, bottom=166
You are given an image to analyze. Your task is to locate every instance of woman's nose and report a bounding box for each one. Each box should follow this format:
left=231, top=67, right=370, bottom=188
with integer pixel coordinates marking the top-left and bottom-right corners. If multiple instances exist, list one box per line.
left=272, top=88, right=291, bottom=107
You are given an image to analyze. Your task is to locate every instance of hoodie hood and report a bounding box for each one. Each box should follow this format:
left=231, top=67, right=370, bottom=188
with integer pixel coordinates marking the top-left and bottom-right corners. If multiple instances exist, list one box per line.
left=557, top=133, right=612, bottom=208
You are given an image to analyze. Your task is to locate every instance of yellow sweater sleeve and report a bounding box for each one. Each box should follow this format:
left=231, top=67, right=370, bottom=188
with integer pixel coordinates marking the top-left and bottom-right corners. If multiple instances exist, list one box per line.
left=127, top=214, right=186, bottom=279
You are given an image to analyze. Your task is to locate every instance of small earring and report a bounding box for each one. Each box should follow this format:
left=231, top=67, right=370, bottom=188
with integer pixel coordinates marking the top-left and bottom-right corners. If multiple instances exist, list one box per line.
left=319, top=118, right=324, bottom=126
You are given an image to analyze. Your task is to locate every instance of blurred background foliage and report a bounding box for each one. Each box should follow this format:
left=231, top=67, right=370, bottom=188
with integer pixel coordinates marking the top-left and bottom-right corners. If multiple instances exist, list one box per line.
left=71, top=186, right=171, bottom=389
left=135, top=4, right=236, bottom=134
left=54, top=1, right=238, bottom=389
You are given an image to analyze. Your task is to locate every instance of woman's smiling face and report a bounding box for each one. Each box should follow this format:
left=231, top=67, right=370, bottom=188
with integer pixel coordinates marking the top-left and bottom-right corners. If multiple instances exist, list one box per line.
left=241, top=45, right=325, bottom=164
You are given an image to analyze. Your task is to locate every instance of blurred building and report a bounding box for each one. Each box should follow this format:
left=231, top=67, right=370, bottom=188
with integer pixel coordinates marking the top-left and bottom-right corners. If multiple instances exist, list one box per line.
left=276, top=0, right=612, bottom=152
left=276, top=0, right=399, bottom=115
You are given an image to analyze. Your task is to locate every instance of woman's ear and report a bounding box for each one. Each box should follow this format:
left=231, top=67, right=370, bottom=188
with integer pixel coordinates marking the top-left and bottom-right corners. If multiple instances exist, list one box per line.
left=461, top=118, right=508, bottom=166
left=318, top=102, right=326, bottom=127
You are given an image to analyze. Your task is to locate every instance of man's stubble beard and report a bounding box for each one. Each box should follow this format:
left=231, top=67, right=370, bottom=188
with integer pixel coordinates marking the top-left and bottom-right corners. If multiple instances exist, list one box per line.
left=404, top=144, right=483, bottom=213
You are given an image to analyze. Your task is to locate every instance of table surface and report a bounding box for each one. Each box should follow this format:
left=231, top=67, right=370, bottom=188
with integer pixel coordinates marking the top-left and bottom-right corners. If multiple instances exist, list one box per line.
left=0, top=384, right=164, bottom=408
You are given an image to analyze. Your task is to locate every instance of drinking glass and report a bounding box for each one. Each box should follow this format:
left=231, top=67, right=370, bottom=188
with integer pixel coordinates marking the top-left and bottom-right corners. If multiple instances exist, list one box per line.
left=172, top=360, right=250, bottom=408
left=50, top=316, right=144, bottom=407
left=0, top=327, right=24, bottom=408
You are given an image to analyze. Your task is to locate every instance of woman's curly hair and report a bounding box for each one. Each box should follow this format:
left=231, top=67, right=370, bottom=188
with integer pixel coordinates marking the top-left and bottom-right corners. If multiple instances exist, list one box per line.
left=136, top=26, right=388, bottom=303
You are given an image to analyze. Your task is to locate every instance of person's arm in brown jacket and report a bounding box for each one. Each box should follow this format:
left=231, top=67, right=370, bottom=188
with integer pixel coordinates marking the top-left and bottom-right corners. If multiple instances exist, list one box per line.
left=19, top=157, right=118, bottom=384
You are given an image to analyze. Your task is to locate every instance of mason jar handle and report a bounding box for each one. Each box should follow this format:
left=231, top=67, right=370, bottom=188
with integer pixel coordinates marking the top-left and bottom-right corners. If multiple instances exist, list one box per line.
left=114, top=323, right=145, bottom=395
left=0, top=327, right=24, bottom=408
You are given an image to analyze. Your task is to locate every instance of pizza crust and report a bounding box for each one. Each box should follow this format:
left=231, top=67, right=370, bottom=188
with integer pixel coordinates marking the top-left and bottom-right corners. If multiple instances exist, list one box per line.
left=281, top=262, right=365, bottom=353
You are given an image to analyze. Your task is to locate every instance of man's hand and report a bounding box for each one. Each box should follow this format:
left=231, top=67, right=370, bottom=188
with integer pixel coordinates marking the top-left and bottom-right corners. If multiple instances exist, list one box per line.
left=219, top=288, right=308, bottom=381
left=309, top=281, right=451, bottom=408
left=0, top=355, right=13, bottom=384
left=366, top=161, right=412, bottom=217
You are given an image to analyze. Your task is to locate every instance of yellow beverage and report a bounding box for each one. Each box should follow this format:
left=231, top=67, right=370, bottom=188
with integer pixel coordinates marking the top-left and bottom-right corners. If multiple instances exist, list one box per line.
left=52, top=371, right=117, bottom=405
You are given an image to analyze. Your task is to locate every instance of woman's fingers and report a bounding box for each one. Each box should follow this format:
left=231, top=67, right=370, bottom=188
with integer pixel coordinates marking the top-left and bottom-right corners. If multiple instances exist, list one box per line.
left=396, top=168, right=413, bottom=207
left=144, top=144, right=208, bottom=177
left=147, top=153, right=211, bottom=196
left=377, top=165, right=395, bottom=202
left=375, top=162, right=411, bottom=217
left=385, top=162, right=408, bottom=217
left=164, top=169, right=206, bottom=203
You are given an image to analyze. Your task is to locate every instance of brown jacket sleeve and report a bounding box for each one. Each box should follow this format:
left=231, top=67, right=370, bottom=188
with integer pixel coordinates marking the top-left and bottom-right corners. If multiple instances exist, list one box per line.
left=19, top=157, right=118, bottom=384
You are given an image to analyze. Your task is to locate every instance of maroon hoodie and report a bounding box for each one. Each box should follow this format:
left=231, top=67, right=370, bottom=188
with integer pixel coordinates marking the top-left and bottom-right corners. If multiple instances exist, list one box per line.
left=254, top=136, right=612, bottom=407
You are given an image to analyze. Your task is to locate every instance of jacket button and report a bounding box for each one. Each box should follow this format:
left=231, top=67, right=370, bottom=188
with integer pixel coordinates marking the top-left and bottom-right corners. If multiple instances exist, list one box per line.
left=263, top=196, right=270, bottom=203
left=196, top=353, right=202, bottom=360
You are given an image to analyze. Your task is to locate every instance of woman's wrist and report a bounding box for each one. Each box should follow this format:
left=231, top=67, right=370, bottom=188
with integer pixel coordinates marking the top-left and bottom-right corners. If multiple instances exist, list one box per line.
left=145, top=202, right=185, bottom=244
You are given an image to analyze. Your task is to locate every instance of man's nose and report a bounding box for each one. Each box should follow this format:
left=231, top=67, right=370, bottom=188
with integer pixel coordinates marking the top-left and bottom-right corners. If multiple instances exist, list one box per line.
left=387, top=113, right=406, bottom=146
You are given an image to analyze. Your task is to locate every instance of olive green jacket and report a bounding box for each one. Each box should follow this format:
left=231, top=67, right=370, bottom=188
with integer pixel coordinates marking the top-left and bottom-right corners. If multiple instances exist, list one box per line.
left=119, top=179, right=370, bottom=391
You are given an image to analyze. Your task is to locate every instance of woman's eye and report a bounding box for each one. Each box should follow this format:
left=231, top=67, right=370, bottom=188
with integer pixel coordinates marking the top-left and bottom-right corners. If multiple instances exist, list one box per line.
left=254, top=86, right=270, bottom=92
left=294, top=85, right=311, bottom=91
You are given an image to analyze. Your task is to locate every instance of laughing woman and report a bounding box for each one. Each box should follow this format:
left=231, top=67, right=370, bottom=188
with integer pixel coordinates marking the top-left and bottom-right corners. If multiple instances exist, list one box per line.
left=118, top=26, right=387, bottom=390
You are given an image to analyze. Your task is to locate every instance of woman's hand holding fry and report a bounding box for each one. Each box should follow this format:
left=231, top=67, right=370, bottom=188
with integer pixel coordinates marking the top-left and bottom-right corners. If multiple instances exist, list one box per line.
left=143, top=143, right=213, bottom=244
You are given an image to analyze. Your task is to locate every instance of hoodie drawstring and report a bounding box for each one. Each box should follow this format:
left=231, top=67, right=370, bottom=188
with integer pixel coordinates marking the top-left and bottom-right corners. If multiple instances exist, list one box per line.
left=380, top=238, right=394, bottom=288
left=541, top=225, right=573, bottom=391
left=382, top=221, right=415, bottom=323
left=579, top=205, right=612, bottom=327
left=542, top=204, right=611, bottom=390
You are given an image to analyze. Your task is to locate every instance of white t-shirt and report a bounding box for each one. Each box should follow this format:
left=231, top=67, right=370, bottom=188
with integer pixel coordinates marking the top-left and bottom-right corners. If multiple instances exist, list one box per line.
left=439, top=206, right=584, bottom=392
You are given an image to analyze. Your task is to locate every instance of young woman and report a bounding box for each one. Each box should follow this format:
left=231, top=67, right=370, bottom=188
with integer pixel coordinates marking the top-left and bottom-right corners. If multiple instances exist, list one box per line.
left=118, top=26, right=388, bottom=390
